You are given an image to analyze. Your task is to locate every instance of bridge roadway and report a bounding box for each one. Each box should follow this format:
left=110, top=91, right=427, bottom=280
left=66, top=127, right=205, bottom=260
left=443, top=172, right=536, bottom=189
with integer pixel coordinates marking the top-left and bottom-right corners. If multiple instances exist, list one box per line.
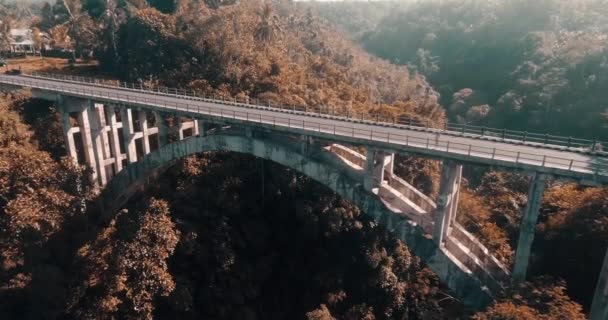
left=1, top=74, right=607, bottom=184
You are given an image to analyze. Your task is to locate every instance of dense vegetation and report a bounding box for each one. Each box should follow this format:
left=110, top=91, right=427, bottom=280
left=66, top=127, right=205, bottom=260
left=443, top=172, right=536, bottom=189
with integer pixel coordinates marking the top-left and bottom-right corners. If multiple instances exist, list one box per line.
left=0, top=0, right=604, bottom=319
left=314, top=0, right=608, bottom=138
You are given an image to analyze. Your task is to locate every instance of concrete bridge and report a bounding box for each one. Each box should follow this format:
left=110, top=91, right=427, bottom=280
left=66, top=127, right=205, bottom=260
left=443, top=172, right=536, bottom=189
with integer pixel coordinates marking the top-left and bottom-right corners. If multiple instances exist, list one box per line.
left=1, top=73, right=608, bottom=318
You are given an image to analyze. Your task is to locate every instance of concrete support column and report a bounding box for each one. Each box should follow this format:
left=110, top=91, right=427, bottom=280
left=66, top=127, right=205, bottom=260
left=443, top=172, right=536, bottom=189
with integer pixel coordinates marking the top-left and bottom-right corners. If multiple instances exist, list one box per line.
left=591, top=247, right=608, bottom=320
left=299, top=135, right=314, bottom=155
left=90, top=103, right=108, bottom=186
left=198, top=120, right=206, bottom=137
left=512, top=173, right=548, bottom=284
left=94, top=104, right=112, bottom=160
left=365, top=149, right=394, bottom=191
left=106, top=105, right=123, bottom=173
left=364, top=148, right=376, bottom=191
left=178, top=119, right=196, bottom=140
left=59, top=102, right=78, bottom=162
left=193, top=118, right=200, bottom=136
left=72, top=100, right=99, bottom=185
left=138, top=110, right=151, bottom=155
left=373, top=152, right=394, bottom=184
left=154, top=112, right=168, bottom=146
left=433, top=161, right=463, bottom=246
left=120, top=107, right=138, bottom=164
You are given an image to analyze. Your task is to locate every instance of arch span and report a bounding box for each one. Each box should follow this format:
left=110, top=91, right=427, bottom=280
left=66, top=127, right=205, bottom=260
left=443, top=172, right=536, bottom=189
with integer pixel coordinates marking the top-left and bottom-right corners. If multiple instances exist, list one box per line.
left=97, top=132, right=492, bottom=307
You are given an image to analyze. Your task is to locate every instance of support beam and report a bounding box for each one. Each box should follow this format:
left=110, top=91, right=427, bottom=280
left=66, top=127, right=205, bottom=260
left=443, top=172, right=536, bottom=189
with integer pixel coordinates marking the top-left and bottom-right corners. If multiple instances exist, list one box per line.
left=433, top=161, right=462, bottom=246
left=591, top=247, right=608, bottom=320
left=512, top=173, right=548, bottom=284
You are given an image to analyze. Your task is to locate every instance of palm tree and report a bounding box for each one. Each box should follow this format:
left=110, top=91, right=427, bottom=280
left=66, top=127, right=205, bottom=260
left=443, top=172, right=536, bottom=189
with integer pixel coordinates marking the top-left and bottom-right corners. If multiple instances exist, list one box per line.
left=255, top=3, right=281, bottom=43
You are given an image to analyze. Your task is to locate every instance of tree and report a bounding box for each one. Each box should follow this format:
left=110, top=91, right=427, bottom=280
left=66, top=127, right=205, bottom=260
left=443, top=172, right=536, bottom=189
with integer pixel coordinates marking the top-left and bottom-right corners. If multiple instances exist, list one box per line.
left=473, top=278, right=585, bottom=320
left=54, top=0, right=99, bottom=58
left=69, top=198, right=179, bottom=319
left=255, top=3, right=281, bottom=42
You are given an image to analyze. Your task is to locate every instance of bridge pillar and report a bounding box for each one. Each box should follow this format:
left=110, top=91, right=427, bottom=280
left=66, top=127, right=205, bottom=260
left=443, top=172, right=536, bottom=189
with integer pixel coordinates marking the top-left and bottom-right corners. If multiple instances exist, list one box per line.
left=154, top=112, right=168, bottom=146
left=120, top=107, right=138, bottom=164
left=591, top=247, right=608, bottom=320
left=58, top=97, right=100, bottom=185
left=106, top=105, right=124, bottom=173
left=373, top=152, right=394, bottom=182
left=512, top=173, right=548, bottom=284
left=433, top=161, right=462, bottom=246
left=178, top=119, right=197, bottom=140
left=138, top=110, right=151, bottom=155
left=364, top=149, right=394, bottom=191
left=58, top=100, right=78, bottom=162
left=91, top=103, right=109, bottom=186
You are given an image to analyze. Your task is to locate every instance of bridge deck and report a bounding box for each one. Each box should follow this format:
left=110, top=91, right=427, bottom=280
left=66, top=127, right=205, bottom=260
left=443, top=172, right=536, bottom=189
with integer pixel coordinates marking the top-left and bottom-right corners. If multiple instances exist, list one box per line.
left=1, top=74, right=606, bottom=183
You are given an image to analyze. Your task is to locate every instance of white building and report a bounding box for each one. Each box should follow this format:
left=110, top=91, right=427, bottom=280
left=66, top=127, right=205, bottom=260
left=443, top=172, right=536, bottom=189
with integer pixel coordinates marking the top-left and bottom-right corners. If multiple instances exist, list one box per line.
left=9, top=28, right=37, bottom=54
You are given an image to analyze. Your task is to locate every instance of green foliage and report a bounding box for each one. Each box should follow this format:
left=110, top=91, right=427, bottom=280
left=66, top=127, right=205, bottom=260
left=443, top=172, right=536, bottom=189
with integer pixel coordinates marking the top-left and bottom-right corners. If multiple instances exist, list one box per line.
left=358, top=0, right=608, bottom=139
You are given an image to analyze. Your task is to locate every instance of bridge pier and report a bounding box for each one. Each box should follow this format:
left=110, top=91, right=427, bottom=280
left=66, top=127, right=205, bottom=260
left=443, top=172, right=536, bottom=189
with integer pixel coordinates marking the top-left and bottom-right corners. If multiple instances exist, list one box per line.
left=364, top=149, right=394, bottom=191
left=90, top=103, right=109, bottom=186
left=512, top=173, right=548, bottom=284
left=178, top=119, right=198, bottom=140
left=106, top=105, right=126, bottom=173
left=154, top=112, right=169, bottom=146
left=59, top=99, right=171, bottom=188
left=433, top=161, right=462, bottom=246
left=59, top=101, right=78, bottom=161
left=58, top=97, right=100, bottom=185
left=591, top=247, right=608, bottom=320
left=120, top=108, right=138, bottom=164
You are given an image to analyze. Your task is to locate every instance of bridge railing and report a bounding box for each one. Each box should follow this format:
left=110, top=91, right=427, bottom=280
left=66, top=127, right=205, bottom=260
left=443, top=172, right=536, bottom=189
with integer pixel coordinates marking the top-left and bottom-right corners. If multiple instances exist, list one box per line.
left=3, top=76, right=608, bottom=178
left=25, top=72, right=608, bottom=155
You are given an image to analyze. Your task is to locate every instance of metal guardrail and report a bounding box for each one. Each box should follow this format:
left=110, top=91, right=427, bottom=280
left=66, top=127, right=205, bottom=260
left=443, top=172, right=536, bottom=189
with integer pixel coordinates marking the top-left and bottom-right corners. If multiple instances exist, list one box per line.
left=26, top=72, right=608, bottom=155
left=1, top=75, right=607, bottom=178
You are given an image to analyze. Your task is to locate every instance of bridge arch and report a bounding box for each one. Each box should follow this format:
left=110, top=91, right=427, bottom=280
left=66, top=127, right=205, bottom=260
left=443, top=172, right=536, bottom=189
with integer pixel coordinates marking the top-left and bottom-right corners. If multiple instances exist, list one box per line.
left=97, top=132, right=492, bottom=308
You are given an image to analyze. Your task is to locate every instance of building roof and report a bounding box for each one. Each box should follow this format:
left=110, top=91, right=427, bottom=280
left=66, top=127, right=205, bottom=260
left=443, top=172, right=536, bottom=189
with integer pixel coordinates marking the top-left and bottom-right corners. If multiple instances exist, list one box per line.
left=10, top=28, right=31, bottom=37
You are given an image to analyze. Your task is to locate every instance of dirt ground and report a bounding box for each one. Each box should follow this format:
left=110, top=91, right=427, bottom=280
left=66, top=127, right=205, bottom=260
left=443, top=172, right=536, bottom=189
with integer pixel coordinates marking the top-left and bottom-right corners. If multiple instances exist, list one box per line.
left=5, top=56, right=117, bottom=80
